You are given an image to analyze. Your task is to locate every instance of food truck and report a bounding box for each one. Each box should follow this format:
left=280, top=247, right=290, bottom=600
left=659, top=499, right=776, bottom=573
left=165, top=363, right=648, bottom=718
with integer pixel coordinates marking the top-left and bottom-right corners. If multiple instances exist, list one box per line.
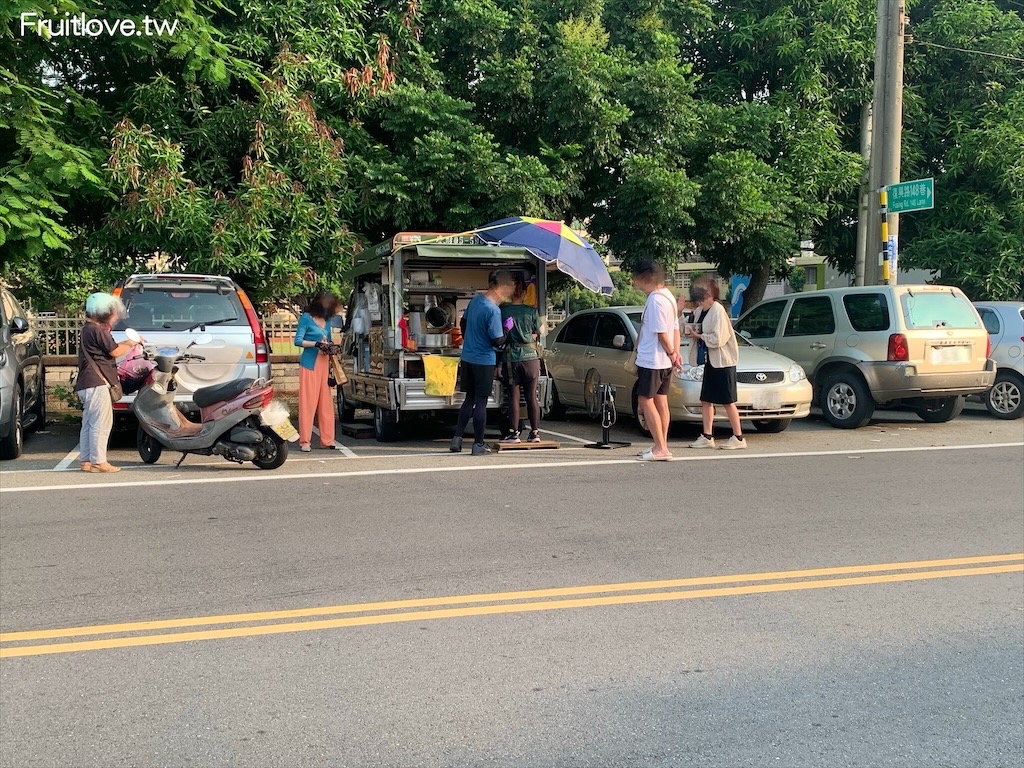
left=338, top=231, right=583, bottom=441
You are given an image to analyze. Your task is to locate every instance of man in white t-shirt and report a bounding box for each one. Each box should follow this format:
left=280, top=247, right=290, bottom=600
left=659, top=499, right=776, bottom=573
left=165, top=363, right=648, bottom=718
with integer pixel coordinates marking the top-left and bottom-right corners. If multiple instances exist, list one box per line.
left=633, top=260, right=682, bottom=461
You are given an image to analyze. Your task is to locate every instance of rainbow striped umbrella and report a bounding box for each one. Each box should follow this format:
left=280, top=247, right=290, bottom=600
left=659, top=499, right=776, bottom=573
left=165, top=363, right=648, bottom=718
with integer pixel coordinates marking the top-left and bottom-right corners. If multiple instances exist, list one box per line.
left=474, top=217, right=614, bottom=295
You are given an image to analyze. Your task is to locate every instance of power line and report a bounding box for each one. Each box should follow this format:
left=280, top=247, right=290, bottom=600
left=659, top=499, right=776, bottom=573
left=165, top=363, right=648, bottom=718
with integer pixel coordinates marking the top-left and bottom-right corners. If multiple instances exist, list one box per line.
left=909, top=38, right=1024, bottom=63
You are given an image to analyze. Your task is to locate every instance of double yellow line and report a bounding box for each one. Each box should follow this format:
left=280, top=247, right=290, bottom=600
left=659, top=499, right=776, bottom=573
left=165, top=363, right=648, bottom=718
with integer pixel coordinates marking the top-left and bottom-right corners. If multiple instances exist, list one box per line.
left=2, top=553, right=1021, bottom=658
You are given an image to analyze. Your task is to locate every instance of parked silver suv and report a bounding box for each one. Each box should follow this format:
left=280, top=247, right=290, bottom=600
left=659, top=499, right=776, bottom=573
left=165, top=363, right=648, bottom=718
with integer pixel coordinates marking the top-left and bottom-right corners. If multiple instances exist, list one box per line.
left=735, top=285, right=996, bottom=428
left=111, top=274, right=271, bottom=424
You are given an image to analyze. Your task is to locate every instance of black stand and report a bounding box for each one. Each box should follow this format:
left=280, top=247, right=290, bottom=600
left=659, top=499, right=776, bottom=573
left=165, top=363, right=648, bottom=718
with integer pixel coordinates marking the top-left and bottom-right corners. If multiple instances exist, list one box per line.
left=584, top=384, right=632, bottom=450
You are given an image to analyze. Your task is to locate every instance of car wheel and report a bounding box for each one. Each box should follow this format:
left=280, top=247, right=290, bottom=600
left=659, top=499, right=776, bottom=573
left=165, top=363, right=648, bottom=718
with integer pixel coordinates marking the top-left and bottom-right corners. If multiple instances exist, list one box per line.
left=751, top=418, right=791, bottom=433
left=821, top=372, right=875, bottom=429
left=374, top=405, right=399, bottom=442
left=985, top=372, right=1024, bottom=420
left=547, top=383, right=567, bottom=420
left=631, top=383, right=652, bottom=438
left=137, top=425, right=163, bottom=464
left=252, top=430, right=288, bottom=469
left=0, top=384, right=24, bottom=460
left=337, top=386, right=356, bottom=422
left=915, top=395, right=966, bottom=423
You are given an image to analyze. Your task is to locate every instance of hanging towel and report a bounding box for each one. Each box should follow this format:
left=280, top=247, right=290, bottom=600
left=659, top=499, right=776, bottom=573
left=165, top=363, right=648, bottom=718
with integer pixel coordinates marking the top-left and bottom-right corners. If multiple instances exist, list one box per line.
left=422, top=355, right=460, bottom=396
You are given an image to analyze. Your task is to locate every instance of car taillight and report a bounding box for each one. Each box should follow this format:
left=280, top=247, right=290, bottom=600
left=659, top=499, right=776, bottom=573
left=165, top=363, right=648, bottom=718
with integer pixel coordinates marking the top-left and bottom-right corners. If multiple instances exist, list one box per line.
left=238, top=289, right=269, bottom=363
left=243, top=390, right=273, bottom=410
left=986, top=336, right=991, bottom=358
left=887, top=333, right=909, bottom=362
left=113, top=402, right=129, bottom=410
left=112, top=287, right=122, bottom=297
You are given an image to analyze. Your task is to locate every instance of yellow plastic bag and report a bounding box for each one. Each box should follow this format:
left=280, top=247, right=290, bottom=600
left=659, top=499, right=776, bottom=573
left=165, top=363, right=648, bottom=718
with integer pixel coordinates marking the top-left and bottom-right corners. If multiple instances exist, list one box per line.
left=422, top=355, right=460, bottom=396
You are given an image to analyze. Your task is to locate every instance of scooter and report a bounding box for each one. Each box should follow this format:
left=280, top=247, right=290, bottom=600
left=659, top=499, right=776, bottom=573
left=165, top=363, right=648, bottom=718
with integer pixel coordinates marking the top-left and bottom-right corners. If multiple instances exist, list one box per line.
left=125, top=329, right=298, bottom=470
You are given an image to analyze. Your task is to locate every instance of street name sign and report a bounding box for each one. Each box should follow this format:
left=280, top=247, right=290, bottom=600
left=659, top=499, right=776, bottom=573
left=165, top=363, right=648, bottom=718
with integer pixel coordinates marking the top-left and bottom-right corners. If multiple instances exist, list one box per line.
left=887, top=178, right=934, bottom=213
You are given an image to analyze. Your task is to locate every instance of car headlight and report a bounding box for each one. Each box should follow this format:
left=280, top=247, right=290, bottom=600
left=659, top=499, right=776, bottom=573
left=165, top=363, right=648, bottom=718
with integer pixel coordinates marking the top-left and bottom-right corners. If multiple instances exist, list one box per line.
left=789, top=364, right=807, bottom=382
left=678, top=364, right=704, bottom=382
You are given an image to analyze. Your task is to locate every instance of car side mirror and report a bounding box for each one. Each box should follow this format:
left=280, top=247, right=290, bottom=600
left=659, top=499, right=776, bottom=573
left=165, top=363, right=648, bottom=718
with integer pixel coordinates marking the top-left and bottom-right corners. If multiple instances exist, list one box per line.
left=738, top=330, right=752, bottom=340
left=612, top=334, right=626, bottom=349
left=10, top=317, right=30, bottom=334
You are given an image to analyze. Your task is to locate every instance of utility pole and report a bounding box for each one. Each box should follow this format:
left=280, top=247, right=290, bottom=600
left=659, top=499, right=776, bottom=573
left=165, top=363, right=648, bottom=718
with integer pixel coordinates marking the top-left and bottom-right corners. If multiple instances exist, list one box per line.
left=854, top=102, right=872, bottom=286
left=864, top=0, right=906, bottom=286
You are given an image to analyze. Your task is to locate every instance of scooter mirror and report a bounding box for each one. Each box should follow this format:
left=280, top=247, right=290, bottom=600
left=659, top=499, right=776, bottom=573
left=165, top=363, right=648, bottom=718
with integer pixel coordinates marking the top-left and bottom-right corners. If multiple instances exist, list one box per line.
left=192, top=333, right=214, bottom=346
left=125, top=328, right=142, bottom=343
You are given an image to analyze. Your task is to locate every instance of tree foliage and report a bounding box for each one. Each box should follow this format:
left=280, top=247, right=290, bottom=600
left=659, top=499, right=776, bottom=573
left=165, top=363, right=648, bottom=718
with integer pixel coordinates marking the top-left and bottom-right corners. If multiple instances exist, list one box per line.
left=1, top=0, right=1020, bottom=310
left=897, top=0, right=1024, bottom=300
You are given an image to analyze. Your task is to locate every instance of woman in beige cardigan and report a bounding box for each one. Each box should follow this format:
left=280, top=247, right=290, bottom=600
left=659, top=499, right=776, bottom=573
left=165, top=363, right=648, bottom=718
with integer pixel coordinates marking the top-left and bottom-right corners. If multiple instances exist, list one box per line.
left=684, top=279, right=745, bottom=450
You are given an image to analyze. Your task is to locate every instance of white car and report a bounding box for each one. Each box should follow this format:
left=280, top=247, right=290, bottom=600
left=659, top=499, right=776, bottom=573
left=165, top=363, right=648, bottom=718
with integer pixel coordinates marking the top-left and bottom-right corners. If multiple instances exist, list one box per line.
left=111, top=273, right=271, bottom=427
left=545, top=306, right=813, bottom=435
left=974, top=302, right=1024, bottom=419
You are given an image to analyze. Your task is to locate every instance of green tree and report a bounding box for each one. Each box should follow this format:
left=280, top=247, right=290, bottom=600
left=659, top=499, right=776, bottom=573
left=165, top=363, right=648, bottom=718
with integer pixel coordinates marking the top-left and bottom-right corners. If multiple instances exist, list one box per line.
left=897, top=0, right=1024, bottom=300
left=682, top=0, right=873, bottom=306
left=1, top=0, right=247, bottom=308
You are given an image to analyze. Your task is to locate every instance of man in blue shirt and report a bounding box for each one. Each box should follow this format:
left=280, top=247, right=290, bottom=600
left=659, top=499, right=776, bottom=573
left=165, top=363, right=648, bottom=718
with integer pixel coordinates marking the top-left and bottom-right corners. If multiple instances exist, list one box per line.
left=451, top=269, right=516, bottom=455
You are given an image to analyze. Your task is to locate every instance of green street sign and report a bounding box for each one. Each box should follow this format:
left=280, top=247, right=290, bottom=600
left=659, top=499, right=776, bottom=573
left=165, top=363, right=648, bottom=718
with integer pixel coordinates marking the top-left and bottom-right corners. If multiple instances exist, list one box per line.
left=886, top=178, right=934, bottom=214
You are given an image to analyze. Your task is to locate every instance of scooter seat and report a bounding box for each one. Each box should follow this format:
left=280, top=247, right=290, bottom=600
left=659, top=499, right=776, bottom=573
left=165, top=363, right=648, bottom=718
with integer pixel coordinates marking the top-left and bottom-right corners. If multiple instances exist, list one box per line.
left=193, top=379, right=256, bottom=408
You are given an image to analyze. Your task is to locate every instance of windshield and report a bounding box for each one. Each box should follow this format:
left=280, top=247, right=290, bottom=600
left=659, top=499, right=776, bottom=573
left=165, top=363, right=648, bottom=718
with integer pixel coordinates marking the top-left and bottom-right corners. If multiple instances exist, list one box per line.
left=900, top=291, right=980, bottom=330
left=114, top=287, right=246, bottom=332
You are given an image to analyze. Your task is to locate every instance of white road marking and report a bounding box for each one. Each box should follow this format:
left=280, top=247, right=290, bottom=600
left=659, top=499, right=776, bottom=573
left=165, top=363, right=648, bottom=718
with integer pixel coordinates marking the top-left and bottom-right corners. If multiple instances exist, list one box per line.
left=538, top=427, right=593, bottom=445
left=311, top=426, right=357, bottom=458
left=0, top=447, right=590, bottom=475
left=53, top=444, right=81, bottom=472
left=2, top=443, right=1020, bottom=495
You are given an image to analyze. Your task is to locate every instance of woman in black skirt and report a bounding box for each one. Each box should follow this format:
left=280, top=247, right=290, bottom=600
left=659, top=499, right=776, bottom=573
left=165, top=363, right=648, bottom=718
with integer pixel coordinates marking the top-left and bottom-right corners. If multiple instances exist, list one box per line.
left=685, top=279, right=745, bottom=450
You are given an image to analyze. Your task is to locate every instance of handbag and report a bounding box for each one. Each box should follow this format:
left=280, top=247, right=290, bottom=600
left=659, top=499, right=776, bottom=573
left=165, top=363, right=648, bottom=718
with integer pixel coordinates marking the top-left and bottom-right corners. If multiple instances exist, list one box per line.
left=84, top=349, right=123, bottom=404
left=329, top=352, right=348, bottom=386
left=625, top=291, right=675, bottom=375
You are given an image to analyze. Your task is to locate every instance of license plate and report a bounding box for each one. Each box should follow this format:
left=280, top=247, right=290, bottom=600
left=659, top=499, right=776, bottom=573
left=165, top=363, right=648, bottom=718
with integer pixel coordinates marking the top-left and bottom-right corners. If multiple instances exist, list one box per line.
left=271, top=419, right=299, bottom=441
left=751, top=391, right=782, bottom=410
left=930, top=345, right=970, bottom=364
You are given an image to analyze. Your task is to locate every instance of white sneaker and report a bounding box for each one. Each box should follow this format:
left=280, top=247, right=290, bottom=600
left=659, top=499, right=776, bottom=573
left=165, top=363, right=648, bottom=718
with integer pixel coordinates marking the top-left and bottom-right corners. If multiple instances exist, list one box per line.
left=299, top=444, right=312, bottom=453
left=720, top=436, right=747, bottom=450
left=690, top=435, right=716, bottom=449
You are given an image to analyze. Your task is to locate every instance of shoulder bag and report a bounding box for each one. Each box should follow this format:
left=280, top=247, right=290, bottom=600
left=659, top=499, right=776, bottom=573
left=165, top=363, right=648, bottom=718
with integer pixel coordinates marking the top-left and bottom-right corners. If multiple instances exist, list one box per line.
left=329, top=351, right=349, bottom=386
left=625, top=291, right=675, bottom=375
left=84, top=349, right=123, bottom=404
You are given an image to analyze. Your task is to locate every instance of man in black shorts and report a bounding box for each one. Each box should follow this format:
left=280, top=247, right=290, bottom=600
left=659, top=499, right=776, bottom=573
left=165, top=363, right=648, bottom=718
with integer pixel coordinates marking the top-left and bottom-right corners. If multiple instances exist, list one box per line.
left=632, top=260, right=682, bottom=461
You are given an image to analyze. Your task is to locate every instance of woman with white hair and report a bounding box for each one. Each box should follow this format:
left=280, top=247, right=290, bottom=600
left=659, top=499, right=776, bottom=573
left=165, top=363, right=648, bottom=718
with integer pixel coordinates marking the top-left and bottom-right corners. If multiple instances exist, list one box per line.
left=76, top=292, right=140, bottom=473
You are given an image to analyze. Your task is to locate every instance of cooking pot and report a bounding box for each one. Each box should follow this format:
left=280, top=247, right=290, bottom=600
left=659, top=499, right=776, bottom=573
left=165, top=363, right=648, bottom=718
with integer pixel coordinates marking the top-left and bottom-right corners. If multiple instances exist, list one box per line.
left=420, top=332, right=451, bottom=347
left=426, top=306, right=451, bottom=328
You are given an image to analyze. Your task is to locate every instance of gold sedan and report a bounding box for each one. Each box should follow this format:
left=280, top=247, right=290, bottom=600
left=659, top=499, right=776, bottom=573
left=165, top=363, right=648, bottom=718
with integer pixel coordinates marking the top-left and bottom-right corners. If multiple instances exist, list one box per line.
left=544, top=307, right=813, bottom=435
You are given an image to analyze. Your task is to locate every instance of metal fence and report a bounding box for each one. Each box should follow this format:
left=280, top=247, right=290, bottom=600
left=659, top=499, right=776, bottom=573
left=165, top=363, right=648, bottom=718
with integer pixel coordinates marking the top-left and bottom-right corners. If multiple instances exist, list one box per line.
left=35, top=312, right=562, bottom=356
left=32, top=316, right=302, bottom=357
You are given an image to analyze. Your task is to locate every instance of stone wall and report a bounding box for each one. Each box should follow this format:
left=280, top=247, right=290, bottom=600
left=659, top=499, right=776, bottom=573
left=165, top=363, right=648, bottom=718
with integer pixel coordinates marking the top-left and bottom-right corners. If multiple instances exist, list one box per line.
left=44, top=355, right=302, bottom=418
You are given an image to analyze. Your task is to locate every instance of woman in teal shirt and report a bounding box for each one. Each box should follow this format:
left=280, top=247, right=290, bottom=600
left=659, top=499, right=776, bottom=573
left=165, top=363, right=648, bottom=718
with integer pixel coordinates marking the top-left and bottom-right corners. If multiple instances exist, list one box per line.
left=499, top=275, right=542, bottom=444
left=293, top=292, right=339, bottom=452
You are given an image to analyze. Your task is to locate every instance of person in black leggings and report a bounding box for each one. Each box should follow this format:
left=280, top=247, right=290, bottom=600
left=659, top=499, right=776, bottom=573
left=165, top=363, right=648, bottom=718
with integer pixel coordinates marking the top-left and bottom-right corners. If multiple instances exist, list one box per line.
left=500, top=275, right=542, bottom=443
left=450, top=270, right=516, bottom=455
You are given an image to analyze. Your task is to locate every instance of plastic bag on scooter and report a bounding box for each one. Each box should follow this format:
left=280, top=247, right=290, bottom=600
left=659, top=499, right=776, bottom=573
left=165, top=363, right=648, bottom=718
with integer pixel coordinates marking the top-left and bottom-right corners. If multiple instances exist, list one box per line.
left=259, top=400, right=291, bottom=428
left=259, top=400, right=299, bottom=442
left=118, top=348, right=156, bottom=394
